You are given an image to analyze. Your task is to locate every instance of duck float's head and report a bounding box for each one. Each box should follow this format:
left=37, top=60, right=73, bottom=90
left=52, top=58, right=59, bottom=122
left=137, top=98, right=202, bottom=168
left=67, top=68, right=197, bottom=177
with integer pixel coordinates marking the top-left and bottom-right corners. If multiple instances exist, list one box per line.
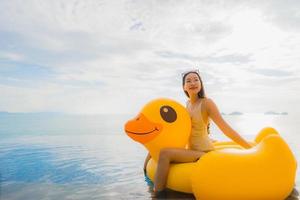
left=124, top=98, right=191, bottom=161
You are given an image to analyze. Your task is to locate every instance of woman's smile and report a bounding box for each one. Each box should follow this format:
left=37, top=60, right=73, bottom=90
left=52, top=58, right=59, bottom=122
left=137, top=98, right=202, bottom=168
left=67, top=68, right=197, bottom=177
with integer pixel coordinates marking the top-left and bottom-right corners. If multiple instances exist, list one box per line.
left=189, top=86, right=198, bottom=90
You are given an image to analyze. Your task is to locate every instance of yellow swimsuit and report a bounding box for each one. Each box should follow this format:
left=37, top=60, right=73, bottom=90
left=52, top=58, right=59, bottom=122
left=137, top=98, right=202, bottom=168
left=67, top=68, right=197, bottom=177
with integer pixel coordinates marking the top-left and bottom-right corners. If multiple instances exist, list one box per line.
left=186, top=99, right=215, bottom=152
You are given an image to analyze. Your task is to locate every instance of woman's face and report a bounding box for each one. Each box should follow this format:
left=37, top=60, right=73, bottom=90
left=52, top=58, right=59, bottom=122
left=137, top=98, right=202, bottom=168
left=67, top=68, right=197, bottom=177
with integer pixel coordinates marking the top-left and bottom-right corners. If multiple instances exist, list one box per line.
left=183, top=73, right=202, bottom=96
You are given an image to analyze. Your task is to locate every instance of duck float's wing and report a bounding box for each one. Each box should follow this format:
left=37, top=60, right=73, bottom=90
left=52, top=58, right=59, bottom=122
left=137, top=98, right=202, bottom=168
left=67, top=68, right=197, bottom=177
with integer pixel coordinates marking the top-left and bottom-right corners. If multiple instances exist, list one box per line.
left=191, top=134, right=297, bottom=200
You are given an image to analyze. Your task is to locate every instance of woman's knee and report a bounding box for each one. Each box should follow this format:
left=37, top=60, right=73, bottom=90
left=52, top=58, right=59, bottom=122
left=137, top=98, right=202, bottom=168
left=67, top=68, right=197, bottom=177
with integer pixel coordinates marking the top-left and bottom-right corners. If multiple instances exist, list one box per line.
left=158, top=148, right=172, bottom=162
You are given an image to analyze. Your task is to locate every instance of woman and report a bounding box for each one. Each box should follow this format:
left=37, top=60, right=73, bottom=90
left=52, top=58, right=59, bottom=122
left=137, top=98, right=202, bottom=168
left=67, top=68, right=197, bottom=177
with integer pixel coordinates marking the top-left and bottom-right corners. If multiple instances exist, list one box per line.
left=144, top=70, right=252, bottom=196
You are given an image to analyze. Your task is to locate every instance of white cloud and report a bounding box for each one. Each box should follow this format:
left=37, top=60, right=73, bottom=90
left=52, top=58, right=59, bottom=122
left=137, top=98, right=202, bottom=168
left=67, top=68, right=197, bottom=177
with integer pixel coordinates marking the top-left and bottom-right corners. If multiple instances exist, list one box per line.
left=0, top=51, right=24, bottom=61
left=0, top=0, right=299, bottom=114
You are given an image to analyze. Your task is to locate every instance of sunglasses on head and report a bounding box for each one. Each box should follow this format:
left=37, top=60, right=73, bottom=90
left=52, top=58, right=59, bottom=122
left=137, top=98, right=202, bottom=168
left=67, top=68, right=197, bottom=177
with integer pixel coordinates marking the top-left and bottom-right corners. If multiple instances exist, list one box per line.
left=181, top=69, right=200, bottom=77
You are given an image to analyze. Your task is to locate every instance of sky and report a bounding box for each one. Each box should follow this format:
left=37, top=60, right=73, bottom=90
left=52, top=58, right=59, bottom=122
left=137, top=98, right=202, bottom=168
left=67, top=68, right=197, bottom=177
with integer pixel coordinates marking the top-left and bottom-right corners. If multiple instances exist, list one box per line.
left=0, top=0, right=299, bottom=114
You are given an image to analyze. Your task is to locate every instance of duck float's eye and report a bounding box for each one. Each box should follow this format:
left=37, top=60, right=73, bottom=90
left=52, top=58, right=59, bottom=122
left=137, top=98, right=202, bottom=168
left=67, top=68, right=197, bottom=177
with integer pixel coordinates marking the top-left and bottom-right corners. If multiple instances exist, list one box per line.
left=160, top=105, right=177, bottom=123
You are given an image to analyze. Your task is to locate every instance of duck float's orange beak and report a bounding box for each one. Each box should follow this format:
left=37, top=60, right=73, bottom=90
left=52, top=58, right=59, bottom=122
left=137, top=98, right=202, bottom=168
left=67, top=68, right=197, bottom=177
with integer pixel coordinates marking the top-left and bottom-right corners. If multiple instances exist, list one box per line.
left=124, top=113, right=163, bottom=144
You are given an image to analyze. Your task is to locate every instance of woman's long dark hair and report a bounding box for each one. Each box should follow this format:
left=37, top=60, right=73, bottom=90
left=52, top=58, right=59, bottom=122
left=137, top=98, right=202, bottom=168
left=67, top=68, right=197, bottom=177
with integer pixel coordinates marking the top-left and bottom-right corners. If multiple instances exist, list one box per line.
left=182, top=71, right=210, bottom=134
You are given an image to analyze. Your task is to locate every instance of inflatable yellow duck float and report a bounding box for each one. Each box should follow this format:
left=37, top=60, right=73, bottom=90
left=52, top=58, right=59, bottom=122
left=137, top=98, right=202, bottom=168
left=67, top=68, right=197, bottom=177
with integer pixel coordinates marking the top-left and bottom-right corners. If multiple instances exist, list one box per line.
left=124, top=98, right=297, bottom=200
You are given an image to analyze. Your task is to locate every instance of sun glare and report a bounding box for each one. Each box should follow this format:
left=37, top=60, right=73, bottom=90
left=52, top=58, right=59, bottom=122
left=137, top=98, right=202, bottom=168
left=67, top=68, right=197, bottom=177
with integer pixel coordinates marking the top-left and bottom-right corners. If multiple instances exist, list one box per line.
left=224, top=10, right=285, bottom=52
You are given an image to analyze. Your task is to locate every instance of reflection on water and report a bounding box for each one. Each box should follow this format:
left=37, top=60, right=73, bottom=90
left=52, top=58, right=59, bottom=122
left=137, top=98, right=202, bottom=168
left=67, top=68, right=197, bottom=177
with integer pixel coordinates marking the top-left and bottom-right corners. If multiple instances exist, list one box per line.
left=0, top=134, right=150, bottom=199
left=0, top=114, right=299, bottom=199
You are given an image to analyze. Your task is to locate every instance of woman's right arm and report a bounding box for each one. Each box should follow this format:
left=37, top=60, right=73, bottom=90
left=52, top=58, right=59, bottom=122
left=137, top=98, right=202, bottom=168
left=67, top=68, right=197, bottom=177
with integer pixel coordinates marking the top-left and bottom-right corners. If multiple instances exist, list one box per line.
left=143, top=153, right=151, bottom=173
left=206, top=98, right=252, bottom=149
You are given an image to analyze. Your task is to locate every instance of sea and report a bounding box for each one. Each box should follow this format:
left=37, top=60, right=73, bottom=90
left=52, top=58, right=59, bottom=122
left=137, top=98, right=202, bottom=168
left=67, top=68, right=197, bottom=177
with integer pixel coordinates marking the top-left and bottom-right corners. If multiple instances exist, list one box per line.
left=0, top=112, right=299, bottom=200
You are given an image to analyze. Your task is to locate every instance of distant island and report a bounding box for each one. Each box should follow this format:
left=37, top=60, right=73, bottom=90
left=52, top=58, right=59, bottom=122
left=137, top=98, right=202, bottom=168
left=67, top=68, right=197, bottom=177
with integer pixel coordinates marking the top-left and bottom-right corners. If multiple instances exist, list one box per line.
left=210, top=111, right=289, bottom=116
left=228, top=111, right=243, bottom=115
left=264, top=111, right=288, bottom=115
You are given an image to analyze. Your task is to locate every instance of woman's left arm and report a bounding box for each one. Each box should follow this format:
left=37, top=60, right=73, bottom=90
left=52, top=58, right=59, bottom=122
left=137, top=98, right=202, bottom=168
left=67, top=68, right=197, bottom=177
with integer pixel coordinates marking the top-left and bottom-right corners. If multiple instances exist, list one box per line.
left=205, top=98, right=252, bottom=149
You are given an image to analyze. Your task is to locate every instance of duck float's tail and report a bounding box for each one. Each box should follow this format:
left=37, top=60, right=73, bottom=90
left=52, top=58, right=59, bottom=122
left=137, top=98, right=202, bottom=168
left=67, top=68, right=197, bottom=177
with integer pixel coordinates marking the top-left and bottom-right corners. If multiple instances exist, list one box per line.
left=191, top=130, right=297, bottom=200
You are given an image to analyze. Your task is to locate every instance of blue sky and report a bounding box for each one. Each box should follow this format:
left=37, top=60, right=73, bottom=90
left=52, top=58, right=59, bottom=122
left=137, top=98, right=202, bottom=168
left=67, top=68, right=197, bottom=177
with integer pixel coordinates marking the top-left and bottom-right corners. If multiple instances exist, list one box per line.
left=0, top=0, right=299, bottom=114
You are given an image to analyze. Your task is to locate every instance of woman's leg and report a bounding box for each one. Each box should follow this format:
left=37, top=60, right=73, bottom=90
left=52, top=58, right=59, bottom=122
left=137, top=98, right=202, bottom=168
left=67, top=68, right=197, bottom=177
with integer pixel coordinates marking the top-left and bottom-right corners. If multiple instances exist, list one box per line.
left=154, top=148, right=205, bottom=192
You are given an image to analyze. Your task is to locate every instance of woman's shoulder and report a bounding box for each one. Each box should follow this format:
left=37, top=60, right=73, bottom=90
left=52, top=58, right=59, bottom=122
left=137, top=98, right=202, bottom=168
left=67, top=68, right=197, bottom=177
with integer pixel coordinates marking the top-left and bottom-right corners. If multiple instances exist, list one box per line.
left=202, top=97, right=213, bottom=104
left=202, top=97, right=215, bottom=109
